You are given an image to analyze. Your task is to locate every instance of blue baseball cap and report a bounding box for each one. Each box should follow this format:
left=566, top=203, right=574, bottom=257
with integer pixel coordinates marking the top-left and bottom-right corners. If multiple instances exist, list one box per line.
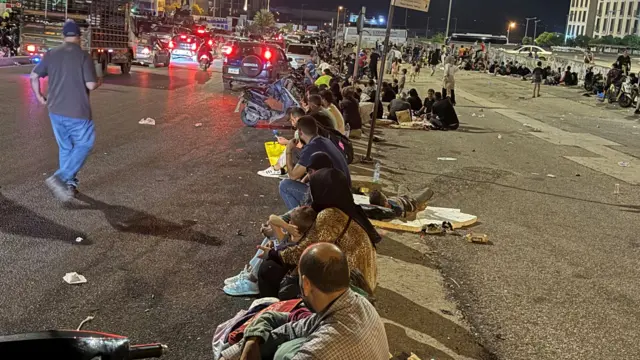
left=62, top=20, right=81, bottom=37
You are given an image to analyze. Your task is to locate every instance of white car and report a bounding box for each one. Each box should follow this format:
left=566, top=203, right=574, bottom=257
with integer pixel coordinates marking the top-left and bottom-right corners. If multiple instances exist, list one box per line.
left=286, top=43, right=316, bottom=69
left=504, top=45, right=552, bottom=60
left=285, top=35, right=301, bottom=43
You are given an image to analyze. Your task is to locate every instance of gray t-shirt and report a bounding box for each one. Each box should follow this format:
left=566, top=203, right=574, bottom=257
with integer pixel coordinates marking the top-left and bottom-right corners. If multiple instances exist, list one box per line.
left=33, top=42, right=97, bottom=120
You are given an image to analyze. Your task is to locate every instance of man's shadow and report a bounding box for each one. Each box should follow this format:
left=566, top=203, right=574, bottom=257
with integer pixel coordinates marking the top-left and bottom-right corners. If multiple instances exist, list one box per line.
left=69, top=193, right=221, bottom=246
left=0, top=192, right=88, bottom=244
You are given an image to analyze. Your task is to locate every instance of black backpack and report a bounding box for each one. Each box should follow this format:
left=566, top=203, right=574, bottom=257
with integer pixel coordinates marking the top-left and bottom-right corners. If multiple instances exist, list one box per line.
left=316, top=123, right=355, bottom=164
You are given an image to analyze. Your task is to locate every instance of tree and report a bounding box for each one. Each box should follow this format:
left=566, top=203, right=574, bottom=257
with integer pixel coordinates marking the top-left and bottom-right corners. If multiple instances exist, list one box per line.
left=281, top=23, right=294, bottom=34
left=522, top=36, right=532, bottom=45
left=191, top=3, right=204, bottom=15
left=573, top=35, right=591, bottom=48
left=430, top=32, right=445, bottom=44
left=253, top=9, right=276, bottom=33
left=622, top=34, right=640, bottom=48
left=534, top=32, right=563, bottom=47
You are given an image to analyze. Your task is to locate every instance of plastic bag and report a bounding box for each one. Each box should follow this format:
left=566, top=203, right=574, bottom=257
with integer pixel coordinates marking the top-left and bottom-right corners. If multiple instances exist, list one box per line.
left=264, top=141, right=286, bottom=167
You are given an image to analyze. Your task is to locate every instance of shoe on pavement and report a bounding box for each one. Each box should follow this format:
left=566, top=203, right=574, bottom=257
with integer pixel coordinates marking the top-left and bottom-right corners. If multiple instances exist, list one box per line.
left=45, top=175, right=73, bottom=202
left=223, top=278, right=259, bottom=296
left=224, top=265, right=250, bottom=285
left=257, top=166, right=285, bottom=178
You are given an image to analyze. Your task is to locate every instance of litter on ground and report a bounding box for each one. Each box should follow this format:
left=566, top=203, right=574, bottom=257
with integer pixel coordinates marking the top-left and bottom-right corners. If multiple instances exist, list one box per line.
left=618, top=161, right=630, bottom=167
left=138, top=117, right=156, bottom=125
left=369, top=207, right=478, bottom=233
left=63, top=272, right=87, bottom=285
left=195, top=123, right=203, bottom=127
left=437, top=157, right=457, bottom=161
left=546, top=174, right=556, bottom=178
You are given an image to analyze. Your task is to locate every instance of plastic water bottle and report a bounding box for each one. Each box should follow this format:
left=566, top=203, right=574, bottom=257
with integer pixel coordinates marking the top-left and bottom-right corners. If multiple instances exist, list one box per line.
left=373, top=161, right=381, bottom=183
left=345, top=123, right=351, bottom=138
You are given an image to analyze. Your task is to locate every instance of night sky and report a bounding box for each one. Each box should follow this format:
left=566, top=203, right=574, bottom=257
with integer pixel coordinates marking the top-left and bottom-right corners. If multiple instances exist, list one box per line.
left=273, top=0, right=571, bottom=37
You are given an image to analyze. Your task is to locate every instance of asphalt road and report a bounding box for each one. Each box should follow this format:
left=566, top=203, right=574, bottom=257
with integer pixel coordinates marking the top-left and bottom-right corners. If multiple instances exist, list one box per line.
left=0, top=63, right=285, bottom=359
left=377, top=69, right=640, bottom=359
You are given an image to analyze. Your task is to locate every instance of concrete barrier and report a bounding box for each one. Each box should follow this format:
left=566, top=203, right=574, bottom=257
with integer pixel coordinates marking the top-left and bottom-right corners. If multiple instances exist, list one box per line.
left=0, top=56, right=33, bottom=67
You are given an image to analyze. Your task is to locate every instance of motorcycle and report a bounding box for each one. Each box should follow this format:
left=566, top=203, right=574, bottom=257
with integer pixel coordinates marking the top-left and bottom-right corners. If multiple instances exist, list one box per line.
left=584, top=67, right=605, bottom=93
left=0, top=330, right=167, bottom=359
left=618, top=76, right=638, bottom=108
left=235, top=77, right=301, bottom=127
left=197, top=42, right=213, bottom=71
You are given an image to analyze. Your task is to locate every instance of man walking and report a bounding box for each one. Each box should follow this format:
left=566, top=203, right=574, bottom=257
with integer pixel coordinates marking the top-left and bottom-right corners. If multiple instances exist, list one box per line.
left=30, top=20, right=100, bottom=202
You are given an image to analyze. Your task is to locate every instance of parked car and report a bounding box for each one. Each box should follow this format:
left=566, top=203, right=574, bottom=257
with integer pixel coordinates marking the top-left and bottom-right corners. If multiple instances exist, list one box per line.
left=221, top=41, right=290, bottom=90
left=169, top=34, right=203, bottom=63
left=134, top=35, right=171, bottom=67
left=286, top=43, right=316, bottom=69
left=504, top=45, right=552, bottom=60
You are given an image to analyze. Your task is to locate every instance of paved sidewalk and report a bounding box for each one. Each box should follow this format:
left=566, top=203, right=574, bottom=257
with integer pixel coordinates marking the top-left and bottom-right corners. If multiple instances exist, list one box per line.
left=367, top=69, right=640, bottom=359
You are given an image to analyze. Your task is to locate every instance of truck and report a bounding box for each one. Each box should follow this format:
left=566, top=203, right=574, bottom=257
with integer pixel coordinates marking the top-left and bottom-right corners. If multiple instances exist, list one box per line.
left=342, top=27, right=408, bottom=49
left=19, top=0, right=135, bottom=75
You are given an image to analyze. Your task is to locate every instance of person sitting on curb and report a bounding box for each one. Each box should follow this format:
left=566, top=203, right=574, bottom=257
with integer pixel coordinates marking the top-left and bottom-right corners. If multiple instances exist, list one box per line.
left=320, top=90, right=345, bottom=134
left=222, top=206, right=318, bottom=296
left=307, top=94, right=336, bottom=130
left=219, top=243, right=389, bottom=360
left=279, top=118, right=351, bottom=210
left=257, top=107, right=306, bottom=178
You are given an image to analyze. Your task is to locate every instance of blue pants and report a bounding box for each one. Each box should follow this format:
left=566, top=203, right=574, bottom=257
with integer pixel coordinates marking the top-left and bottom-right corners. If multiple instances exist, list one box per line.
left=278, top=179, right=308, bottom=210
left=49, top=113, right=95, bottom=187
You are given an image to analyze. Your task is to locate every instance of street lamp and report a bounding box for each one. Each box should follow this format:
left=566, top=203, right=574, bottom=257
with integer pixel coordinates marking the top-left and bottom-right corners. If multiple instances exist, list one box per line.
left=533, top=19, right=542, bottom=40
left=507, top=22, right=516, bottom=45
left=335, top=6, right=343, bottom=44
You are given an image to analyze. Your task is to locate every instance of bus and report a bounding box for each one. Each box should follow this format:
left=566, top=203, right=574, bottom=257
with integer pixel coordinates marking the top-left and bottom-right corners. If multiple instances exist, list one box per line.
left=449, top=33, right=508, bottom=45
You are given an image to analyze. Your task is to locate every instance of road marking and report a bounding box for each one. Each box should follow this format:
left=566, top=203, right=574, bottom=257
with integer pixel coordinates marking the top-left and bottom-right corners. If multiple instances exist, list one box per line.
left=457, top=88, right=640, bottom=185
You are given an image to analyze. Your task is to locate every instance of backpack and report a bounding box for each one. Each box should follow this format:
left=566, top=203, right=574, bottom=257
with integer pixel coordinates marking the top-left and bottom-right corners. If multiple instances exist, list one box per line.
left=316, top=123, right=355, bottom=164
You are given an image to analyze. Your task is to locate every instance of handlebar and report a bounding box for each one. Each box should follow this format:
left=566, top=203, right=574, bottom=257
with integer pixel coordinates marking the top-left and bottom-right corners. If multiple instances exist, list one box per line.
left=129, top=343, right=168, bottom=359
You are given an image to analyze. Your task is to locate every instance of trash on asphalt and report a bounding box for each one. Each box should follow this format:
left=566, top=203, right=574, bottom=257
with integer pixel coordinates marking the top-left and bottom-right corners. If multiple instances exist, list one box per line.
left=75, top=237, right=83, bottom=243
left=422, top=221, right=453, bottom=235
left=63, top=272, right=87, bottom=285
left=440, top=309, right=454, bottom=316
left=497, top=134, right=502, bottom=139
left=465, top=233, right=489, bottom=244
left=471, top=113, right=476, bottom=117
left=614, top=184, right=620, bottom=194
left=478, top=114, right=485, bottom=118
left=370, top=207, right=477, bottom=233
left=546, top=174, right=556, bottom=178
left=437, top=157, right=457, bottom=161
left=76, top=315, right=95, bottom=330
left=138, top=117, right=156, bottom=125
left=618, top=161, right=630, bottom=167
left=194, top=123, right=203, bottom=127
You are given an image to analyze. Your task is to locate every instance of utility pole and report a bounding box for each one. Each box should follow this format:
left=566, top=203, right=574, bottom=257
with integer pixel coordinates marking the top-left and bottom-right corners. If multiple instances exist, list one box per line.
left=404, top=8, right=408, bottom=28
left=300, top=4, right=305, bottom=26
left=444, top=0, right=453, bottom=39
left=533, top=19, right=541, bottom=40
left=452, top=17, right=458, bottom=33
left=352, top=6, right=366, bottom=80
left=525, top=17, right=537, bottom=39
left=426, top=17, right=430, bottom=37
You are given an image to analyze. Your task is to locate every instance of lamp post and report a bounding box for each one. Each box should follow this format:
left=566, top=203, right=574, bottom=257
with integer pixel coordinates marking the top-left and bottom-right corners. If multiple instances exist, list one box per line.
left=444, top=0, right=453, bottom=39
left=533, top=19, right=541, bottom=40
left=301, top=4, right=306, bottom=25
left=335, top=6, right=343, bottom=44
left=524, top=16, right=537, bottom=39
left=506, top=22, right=515, bottom=45
left=452, top=17, right=458, bottom=33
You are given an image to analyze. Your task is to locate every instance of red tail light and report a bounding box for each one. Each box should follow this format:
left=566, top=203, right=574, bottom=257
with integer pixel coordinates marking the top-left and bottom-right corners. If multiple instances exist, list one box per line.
left=168, top=41, right=175, bottom=49
left=264, top=49, right=272, bottom=60
left=208, top=39, right=213, bottom=46
left=191, top=43, right=197, bottom=51
left=180, top=35, right=187, bottom=39
left=222, top=46, right=233, bottom=55
left=197, top=29, right=205, bottom=34
left=187, top=38, right=191, bottom=43
left=26, top=44, right=36, bottom=52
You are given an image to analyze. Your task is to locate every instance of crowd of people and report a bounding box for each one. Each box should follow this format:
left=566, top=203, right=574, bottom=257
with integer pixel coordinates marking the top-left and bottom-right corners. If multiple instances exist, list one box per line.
left=211, top=37, right=466, bottom=360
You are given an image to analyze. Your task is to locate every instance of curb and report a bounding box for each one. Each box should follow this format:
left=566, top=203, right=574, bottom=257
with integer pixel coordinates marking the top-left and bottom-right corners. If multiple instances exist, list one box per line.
left=0, top=56, right=33, bottom=67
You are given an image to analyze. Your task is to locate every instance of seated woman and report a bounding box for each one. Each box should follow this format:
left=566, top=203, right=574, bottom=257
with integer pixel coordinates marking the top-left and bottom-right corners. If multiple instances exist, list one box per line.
left=406, top=88, right=422, bottom=112
left=257, top=168, right=382, bottom=297
left=380, top=82, right=396, bottom=102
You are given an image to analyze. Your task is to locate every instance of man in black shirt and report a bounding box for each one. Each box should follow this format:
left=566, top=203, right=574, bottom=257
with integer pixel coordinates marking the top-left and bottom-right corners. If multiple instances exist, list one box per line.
left=430, top=92, right=459, bottom=130
left=417, top=89, right=435, bottom=118
left=369, top=50, right=380, bottom=80
left=617, top=49, right=631, bottom=75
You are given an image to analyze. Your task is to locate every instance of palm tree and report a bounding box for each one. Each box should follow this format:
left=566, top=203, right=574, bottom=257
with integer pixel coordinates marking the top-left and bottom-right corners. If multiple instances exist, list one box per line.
left=253, top=9, right=276, bottom=33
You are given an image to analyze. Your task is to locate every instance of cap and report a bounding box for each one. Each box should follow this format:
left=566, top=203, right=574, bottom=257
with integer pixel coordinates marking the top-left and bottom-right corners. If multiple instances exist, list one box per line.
left=63, top=20, right=81, bottom=37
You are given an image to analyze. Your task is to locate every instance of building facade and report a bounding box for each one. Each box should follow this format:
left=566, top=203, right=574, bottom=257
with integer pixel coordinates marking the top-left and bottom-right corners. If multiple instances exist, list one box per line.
left=566, top=0, right=599, bottom=38
left=568, top=0, right=640, bottom=38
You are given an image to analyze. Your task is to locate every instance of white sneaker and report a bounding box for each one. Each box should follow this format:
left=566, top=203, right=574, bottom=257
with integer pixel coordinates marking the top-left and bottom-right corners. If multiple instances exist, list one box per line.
left=257, top=166, right=284, bottom=178
left=223, top=278, right=259, bottom=296
left=224, top=265, right=250, bottom=285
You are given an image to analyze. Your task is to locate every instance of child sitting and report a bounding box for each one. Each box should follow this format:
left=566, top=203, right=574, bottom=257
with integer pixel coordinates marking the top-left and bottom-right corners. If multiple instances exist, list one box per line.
left=223, top=206, right=318, bottom=296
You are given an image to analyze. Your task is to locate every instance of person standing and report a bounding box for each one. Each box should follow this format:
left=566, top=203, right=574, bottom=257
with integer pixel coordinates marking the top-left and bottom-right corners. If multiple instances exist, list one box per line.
left=442, top=55, right=458, bottom=105
left=30, top=20, right=100, bottom=202
left=369, top=49, right=380, bottom=80
left=532, top=61, right=543, bottom=98
left=617, top=49, right=631, bottom=75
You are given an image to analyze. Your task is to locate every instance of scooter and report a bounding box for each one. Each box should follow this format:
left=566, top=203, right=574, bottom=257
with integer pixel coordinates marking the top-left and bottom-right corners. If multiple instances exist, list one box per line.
left=197, top=42, right=213, bottom=71
left=0, top=330, right=167, bottom=359
left=618, top=76, right=638, bottom=108
left=235, top=77, right=301, bottom=127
